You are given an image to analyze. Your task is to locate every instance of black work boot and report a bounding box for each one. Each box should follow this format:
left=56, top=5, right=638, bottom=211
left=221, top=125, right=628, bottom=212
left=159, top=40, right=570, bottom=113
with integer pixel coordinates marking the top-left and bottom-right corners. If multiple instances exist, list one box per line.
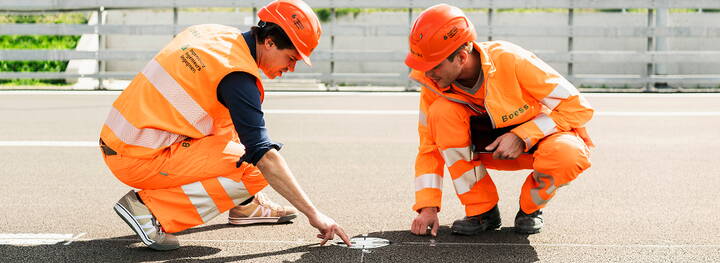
left=514, top=209, right=543, bottom=234
left=451, top=205, right=501, bottom=235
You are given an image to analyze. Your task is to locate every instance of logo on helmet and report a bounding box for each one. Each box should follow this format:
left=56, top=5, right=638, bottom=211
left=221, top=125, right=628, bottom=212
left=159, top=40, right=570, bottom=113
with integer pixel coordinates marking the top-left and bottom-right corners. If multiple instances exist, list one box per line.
left=291, top=14, right=304, bottom=30
left=443, top=26, right=458, bottom=40
left=410, top=48, right=423, bottom=58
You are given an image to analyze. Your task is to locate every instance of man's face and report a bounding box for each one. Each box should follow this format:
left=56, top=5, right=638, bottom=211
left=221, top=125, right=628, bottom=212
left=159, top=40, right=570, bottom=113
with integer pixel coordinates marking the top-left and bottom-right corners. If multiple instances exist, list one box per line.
left=258, top=39, right=300, bottom=79
left=423, top=54, right=463, bottom=88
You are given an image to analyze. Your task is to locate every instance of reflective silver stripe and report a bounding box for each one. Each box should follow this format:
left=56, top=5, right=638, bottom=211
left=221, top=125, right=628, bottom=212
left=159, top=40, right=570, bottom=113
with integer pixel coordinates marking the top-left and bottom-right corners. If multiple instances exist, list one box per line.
left=217, top=177, right=251, bottom=204
left=453, top=164, right=487, bottom=195
left=415, top=173, right=443, bottom=191
left=532, top=113, right=558, bottom=137
left=105, top=107, right=183, bottom=149
left=541, top=77, right=579, bottom=110
left=419, top=111, right=428, bottom=127
left=141, top=59, right=213, bottom=135
left=546, top=77, right=579, bottom=99
left=441, top=146, right=472, bottom=167
left=181, top=181, right=220, bottom=223
left=541, top=97, right=562, bottom=110
left=530, top=171, right=557, bottom=206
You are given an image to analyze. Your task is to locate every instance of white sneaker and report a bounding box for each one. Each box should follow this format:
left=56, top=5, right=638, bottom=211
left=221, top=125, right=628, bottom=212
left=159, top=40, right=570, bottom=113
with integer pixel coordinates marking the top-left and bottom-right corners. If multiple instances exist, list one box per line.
left=113, top=190, right=180, bottom=251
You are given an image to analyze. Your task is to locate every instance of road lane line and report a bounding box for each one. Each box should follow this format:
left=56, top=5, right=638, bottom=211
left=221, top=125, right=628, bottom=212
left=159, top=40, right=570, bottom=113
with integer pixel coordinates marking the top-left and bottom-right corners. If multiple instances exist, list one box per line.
left=58, top=237, right=720, bottom=249
left=63, top=233, right=87, bottom=245
left=264, top=109, right=418, bottom=115
left=263, top=110, right=720, bottom=116
left=3, top=234, right=716, bottom=249
left=2, top=90, right=720, bottom=97
left=398, top=241, right=720, bottom=248
left=0, top=233, right=75, bottom=245
left=0, top=141, right=98, bottom=147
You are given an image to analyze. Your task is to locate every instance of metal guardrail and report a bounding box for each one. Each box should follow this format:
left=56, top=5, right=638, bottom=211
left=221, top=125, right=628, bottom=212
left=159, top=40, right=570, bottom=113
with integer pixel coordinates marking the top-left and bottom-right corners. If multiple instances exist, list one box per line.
left=3, top=0, right=720, bottom=11
left=1, top=0, right=720, bottom=90
left=3, top=24, right=720, bottom=38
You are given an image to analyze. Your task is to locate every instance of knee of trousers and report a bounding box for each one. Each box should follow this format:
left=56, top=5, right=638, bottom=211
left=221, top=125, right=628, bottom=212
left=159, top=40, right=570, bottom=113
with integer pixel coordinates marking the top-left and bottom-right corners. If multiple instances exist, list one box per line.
left=533, top=136, right=591, bottom=184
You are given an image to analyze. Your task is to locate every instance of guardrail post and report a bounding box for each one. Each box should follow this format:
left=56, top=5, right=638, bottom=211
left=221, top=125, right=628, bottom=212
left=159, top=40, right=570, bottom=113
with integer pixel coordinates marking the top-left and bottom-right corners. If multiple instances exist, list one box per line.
left=252, top=7, right=257, bottom=25
left=173, top=7, right=178, bottom=37
left=96, top=6, right=105, bottom=90
left=644, top=8, right=655, bottom=92
left=328, top=7, right=337, bottom=91
left=406, top=6, right=413, bottom=91
left=487, top=8, right=494, bottom=41
left=655, top=7, right=669, bottom=89
left=567, top=7, right=574, bottom=83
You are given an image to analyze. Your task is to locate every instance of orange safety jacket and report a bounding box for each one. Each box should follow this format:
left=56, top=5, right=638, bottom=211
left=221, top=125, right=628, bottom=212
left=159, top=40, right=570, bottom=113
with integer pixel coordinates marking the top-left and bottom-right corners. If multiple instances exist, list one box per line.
left=100, top=24, right=264, bottom=159
left=410, top=41, right=594, bottom=212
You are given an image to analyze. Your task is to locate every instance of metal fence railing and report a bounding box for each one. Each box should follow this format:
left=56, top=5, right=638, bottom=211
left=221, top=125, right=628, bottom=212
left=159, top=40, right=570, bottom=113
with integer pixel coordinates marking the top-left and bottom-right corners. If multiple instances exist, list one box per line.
left=2, top=0, right=720, bottom=90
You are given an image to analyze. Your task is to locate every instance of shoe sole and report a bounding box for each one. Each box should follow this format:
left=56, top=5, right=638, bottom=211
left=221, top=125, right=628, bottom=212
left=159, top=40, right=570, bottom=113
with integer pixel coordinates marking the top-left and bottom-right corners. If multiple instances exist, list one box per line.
left=450, top=221, right=502, bottom=236
left=228, top=214, right=297, bottom=225
left=113, top=203, right=155, bottom=246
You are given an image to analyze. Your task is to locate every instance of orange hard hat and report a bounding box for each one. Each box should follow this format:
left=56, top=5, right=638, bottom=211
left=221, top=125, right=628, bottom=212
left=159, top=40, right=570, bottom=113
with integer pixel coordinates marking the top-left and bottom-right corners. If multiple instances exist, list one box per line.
left=405, top=4, right=477, bottom=72
left=258, top=0, right=322, bottom=66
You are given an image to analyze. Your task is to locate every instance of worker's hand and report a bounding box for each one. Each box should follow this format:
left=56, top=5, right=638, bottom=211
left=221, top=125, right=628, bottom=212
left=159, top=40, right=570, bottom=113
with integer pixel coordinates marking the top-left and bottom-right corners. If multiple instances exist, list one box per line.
left=308, top=212, right=351, bottom=246
left=485, top=132, right=525, bottom=160
left=411, top=207, right=440, bottom=236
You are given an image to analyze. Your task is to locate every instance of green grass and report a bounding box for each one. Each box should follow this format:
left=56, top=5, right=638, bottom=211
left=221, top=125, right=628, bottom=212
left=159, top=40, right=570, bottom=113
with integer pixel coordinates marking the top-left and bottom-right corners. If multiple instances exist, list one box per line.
left=1, top=13, right=86, bottom=86
left=0, top=13, right=87, bottom=24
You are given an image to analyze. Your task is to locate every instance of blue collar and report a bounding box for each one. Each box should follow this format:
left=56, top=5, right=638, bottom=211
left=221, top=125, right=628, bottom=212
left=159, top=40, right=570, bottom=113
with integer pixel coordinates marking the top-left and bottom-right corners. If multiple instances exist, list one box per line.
left=242, top=31, right=257, bottom=61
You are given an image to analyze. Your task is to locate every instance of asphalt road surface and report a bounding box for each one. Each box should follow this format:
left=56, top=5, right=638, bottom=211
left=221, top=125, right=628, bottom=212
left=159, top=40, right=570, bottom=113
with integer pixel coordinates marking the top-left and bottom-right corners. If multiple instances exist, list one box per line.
left=1, top=91, right=719, bottom=262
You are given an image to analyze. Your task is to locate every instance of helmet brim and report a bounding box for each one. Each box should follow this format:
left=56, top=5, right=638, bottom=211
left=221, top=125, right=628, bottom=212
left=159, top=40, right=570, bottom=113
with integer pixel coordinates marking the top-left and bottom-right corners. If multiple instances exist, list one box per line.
left=404, top=52, right=442, bottom=72
left=298, top=49, right=312, bottom=67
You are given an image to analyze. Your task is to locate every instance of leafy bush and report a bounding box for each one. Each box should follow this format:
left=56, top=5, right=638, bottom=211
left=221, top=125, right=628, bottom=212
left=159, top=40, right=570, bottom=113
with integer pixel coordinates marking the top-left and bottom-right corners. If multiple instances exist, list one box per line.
left=0, top=13, right=86, bottom=86
left=313, top=8, right=362, bottom=22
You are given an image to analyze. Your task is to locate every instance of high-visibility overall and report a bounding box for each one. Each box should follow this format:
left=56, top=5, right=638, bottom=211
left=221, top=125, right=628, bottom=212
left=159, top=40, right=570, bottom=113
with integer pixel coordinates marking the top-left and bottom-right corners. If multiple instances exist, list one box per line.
left=412, top=41, right=594, bottom=216
left=100, top=24, right=269, bottom=233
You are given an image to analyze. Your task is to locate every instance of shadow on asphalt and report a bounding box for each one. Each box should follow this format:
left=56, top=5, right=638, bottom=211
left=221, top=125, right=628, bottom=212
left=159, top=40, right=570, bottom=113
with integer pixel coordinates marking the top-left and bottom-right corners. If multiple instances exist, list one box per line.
left=0, top=235, right=222, bottom=262
left=353, top=226, right=540, bottom=262
left=0, top=225, right=538, bottom=262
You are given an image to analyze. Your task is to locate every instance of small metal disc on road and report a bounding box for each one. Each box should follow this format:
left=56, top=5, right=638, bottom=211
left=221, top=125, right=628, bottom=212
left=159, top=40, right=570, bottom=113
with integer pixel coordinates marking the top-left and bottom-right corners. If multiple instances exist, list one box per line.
left=335, top=237, right=390, bottom=249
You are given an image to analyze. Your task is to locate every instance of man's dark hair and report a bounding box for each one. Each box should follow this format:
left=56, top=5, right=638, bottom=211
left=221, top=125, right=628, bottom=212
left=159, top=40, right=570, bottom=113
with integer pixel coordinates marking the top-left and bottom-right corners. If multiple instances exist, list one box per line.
left=447, top=42, right=473, bottom=62
left=251, top=21, right=295, bottom=50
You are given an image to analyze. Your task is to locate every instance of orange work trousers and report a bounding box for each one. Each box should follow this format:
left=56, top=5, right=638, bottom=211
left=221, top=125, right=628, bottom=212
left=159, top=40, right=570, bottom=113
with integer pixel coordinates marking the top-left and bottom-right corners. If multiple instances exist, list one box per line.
left=102, top=126, right=269, bottom=233
left=427, top=98, right=591, bottom=216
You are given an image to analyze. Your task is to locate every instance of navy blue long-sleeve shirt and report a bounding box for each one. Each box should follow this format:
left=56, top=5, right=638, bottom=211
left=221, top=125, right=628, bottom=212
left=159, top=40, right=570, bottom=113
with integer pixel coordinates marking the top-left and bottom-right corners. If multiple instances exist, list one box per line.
left=217, top=31, right=282, bottom=165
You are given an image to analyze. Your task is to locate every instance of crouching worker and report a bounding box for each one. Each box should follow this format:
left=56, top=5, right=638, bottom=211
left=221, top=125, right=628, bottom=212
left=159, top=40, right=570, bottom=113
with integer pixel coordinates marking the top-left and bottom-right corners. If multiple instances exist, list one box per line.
left=99, top=0, right=350, bottom=250
left=406, top=4, right=594, bottom=236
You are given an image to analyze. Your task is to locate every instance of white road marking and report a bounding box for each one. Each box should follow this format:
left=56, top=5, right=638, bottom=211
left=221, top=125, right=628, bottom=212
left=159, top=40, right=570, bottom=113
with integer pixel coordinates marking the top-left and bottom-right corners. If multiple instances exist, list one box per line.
left=62, top=237, right=720, bottom=249
left=63, top=233, right=87, bottom=245
left=2, top=90, right=720, bottom=97
left=264, top=109, right=720, bottom=116
left=0, top=109, right=717, bottom=148
left=398, top=241, right=720, bottom=249
left=0, top=233, right=75, bottom=245
left=0, top=141, right=97, bottom=147
left=264, top=109, right=418, bottom=115
left=2, top=234, right=716, bottom=249
left=597, top=112, right=720, bottom=116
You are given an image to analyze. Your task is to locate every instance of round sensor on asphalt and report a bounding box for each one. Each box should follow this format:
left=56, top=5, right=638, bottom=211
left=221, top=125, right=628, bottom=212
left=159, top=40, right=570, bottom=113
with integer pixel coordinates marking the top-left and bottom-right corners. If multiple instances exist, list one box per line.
left=335, top=237, right=390, bottom=249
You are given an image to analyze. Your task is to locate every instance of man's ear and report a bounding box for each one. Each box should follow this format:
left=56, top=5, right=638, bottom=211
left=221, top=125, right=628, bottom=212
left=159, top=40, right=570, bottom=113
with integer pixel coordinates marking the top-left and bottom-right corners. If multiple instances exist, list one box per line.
left=458, top=47, right=470, bottom=65
left=264, top=38, right=275, bottom=48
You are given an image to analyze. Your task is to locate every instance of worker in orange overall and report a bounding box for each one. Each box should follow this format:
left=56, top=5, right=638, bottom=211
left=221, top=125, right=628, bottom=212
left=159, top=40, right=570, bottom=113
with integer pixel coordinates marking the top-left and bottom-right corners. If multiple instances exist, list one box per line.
left=99, top=0, right=350, bottom=250
left=406, top=4, right=594, bottom=236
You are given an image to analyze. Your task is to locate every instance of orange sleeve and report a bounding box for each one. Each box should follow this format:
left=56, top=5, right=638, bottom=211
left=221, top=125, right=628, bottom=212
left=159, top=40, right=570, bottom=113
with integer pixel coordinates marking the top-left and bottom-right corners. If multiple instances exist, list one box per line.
left=509, top=48, right=594, bottom=150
